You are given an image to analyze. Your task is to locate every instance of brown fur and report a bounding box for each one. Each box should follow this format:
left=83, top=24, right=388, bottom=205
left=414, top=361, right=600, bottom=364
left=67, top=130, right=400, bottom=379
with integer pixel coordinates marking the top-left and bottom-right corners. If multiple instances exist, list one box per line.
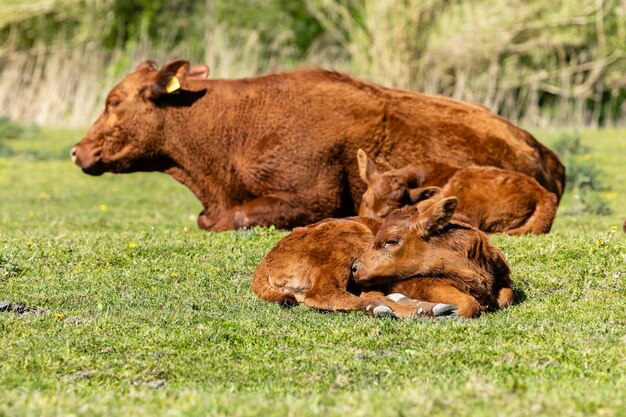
left=358, top=151, right=558, bottom=235
left=71, top=59, right=565, bottom=231
left=253, top=197, right=514, bottom=318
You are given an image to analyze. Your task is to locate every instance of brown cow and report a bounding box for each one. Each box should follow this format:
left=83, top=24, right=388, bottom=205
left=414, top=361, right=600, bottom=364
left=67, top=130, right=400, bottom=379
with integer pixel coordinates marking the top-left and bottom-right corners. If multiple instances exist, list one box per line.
left=253, top=197, right=514, bottom=318
left=71, top=59, right=565, bottom=231
left=357, top=150, right=558, bottom=235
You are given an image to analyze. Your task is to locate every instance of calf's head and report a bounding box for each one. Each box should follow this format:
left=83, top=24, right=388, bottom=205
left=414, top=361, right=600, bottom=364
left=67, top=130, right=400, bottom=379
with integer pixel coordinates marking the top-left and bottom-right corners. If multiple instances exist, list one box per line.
left=352, top=197, right=458, bottom=286
left=357, top=149, right=441, bottom=217
left=71, top=59, right=201, bottom=175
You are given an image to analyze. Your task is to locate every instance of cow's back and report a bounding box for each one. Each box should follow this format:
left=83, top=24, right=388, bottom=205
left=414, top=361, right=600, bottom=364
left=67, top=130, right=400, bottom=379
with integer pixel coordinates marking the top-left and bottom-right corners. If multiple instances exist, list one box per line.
left=373, top=90, right=564, bottom=197
left=187, top=70, right=564, bottom=215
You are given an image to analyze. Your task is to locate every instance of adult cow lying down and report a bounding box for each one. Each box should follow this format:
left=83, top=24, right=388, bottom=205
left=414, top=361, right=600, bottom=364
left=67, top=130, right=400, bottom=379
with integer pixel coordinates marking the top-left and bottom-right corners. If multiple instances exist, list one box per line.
left=357, top=150, right=558, bottom=235
left=253, top=197, right=514, bottom=318
left=71, top=59, right=565, bottom=231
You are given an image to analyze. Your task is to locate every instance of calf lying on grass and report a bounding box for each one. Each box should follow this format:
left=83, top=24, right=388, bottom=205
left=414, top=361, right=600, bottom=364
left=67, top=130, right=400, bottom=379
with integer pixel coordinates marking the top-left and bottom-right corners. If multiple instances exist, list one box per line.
left=357, top=149, right=558, bottom=235
left=253, top=197, right=514, bottom=318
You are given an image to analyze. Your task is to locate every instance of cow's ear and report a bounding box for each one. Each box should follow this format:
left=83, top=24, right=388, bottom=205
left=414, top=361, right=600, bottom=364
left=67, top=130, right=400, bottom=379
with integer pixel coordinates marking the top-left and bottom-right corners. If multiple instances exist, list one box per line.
left=148, top=59, right=190, bottom=99
left=136, top=60, right=158, bottom=72
left=188, top=64, right=210, bottom=79
left=409, top=186, right=442, bottom=204
left=357, top=149, right=378, bottom=184
left=421, top=196, right=457, bottom=235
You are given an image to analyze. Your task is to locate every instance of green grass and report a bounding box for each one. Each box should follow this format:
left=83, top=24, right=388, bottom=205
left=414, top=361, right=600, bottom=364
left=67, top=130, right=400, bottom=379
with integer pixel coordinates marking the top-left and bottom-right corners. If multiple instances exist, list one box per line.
left=1, top=128, right=625, bottom=417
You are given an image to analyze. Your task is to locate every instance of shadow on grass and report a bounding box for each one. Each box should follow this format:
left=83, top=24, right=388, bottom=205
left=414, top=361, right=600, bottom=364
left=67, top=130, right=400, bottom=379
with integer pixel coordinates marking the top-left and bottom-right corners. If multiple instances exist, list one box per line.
left=513, top=288, right=528, bottom=304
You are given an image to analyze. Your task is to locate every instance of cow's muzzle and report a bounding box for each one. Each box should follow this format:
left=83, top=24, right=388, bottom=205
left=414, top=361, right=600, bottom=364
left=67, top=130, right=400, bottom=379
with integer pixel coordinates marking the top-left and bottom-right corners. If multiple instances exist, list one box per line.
left=70, top=144, right=104, bottom=176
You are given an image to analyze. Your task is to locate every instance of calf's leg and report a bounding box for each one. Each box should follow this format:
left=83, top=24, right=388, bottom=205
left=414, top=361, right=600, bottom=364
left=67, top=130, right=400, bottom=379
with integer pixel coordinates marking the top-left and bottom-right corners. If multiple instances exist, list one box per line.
left=496, top=287, right=515, bottom=309
left=359, top=291, right=458, bottom=318
left=390, top=278, right=483, bottom=318
left=303, top=288, right=396, bottom=317
left=500, top=192, right=558, bottom=236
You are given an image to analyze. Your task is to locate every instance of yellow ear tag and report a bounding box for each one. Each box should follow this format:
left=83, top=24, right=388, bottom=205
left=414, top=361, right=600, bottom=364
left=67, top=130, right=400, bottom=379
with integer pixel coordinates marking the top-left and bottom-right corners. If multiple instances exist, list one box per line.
left=165, top=76, right=181, bottom=94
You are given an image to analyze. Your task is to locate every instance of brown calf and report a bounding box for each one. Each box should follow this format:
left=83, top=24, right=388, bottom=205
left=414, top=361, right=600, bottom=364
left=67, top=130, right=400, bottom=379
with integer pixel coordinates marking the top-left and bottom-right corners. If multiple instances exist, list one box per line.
left=352, top=198, right=514, bottom=317
left=253, top=197, right=514, bottom=318
left=357, top=150, right=558, bottom=235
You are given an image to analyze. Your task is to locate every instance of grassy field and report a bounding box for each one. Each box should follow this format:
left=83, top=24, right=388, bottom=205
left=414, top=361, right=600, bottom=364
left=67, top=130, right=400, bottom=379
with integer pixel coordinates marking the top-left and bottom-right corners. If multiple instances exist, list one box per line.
left=1, top=128, right=625, bottom=417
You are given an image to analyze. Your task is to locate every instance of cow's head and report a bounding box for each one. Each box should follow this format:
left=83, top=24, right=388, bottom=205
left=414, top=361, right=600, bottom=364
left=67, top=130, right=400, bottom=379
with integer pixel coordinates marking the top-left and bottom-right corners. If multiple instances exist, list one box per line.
left=71, top=59, right=206, bottom=175
left=357, top=149, right=442, bottom=217
left=351, top=197, right=458, bottom=286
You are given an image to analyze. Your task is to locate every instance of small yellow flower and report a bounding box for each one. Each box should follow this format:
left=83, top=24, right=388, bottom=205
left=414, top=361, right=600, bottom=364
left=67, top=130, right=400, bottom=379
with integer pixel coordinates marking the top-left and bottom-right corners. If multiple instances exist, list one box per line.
left=39, top=191, right=49, bottom=199
left=55, top=313, right=64, bottom=319
left=611, top=225, right=617, bottom=230
left=98, top=204, right=107, bottom=211
left=171, top=272, right=178, bottom=278
left=27, top=241, right=33, bottom=247
left=128, top=242, right=137, bottom=249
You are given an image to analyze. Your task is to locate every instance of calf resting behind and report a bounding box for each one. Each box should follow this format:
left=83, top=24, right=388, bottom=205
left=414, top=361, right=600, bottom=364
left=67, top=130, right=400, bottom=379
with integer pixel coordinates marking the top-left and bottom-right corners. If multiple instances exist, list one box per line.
left=357, top=149, right=558, bottom=235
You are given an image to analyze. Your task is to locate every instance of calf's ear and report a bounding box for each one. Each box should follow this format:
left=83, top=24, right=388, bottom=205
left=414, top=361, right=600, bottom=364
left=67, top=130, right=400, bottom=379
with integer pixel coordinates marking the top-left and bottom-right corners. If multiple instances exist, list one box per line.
left=357, top=149, right=378, bottom=184
left=415, top=197, right=438, bottom=212
left=147, top=59, right=191, bottom=100
left=422, top=197, right=457, bottom=235
left=409, top=186, right=442, bottom=204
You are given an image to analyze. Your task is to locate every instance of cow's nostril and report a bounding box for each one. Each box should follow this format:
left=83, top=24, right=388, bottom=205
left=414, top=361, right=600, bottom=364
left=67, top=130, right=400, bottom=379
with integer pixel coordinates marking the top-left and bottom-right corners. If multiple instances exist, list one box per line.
left=70, top=147, right=77, bottom=161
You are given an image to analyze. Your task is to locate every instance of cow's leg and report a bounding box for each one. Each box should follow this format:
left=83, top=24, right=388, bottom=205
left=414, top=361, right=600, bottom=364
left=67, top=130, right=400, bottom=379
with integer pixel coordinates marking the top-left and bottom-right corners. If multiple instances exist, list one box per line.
left=389, top=278, right=483, bottom=318
left=196, top=199, right=287, bottom=231
left=197, top=209, right=230, bottom=231
left=303, top=289, right=396, bottom=318
left=203, top=196, right=312, bottom=230
left=232, top=196, right=305, bottom=229
left=359, top=291, right=458, bottom=318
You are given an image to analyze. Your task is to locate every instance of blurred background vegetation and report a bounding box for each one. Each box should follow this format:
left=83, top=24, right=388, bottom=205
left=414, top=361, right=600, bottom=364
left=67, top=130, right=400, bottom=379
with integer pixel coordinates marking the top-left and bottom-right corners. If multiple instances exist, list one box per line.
left=0, top=0, right=625, bottom=127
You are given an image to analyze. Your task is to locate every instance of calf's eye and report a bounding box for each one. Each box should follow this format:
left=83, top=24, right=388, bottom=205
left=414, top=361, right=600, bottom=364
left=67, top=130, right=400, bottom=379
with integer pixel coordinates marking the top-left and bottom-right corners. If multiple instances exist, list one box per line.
left=383, top=239, right=400, bottom=248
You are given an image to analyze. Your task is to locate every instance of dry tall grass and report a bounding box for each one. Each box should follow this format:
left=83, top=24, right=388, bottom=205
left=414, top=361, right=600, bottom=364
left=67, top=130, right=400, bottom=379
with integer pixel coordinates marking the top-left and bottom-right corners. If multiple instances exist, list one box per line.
left=305, top=0, right=626, bottom=127
left=0, top=27, right=289, bottom=127
left=0, top=0, right=624, bottom=127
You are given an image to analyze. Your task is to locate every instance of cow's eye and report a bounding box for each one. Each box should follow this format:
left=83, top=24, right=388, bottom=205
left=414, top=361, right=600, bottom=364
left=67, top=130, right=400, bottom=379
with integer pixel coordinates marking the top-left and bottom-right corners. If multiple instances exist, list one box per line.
left=106, top=99, right=121, bottom=109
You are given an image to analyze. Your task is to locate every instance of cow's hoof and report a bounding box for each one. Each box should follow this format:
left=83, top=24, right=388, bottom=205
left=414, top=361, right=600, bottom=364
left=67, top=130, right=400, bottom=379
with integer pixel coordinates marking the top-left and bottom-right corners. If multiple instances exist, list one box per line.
left=368, top=304, right=397, bottom=318
left=233, top=210, right=256, bottom=229
left=197, top=211, right=217, bottom=230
